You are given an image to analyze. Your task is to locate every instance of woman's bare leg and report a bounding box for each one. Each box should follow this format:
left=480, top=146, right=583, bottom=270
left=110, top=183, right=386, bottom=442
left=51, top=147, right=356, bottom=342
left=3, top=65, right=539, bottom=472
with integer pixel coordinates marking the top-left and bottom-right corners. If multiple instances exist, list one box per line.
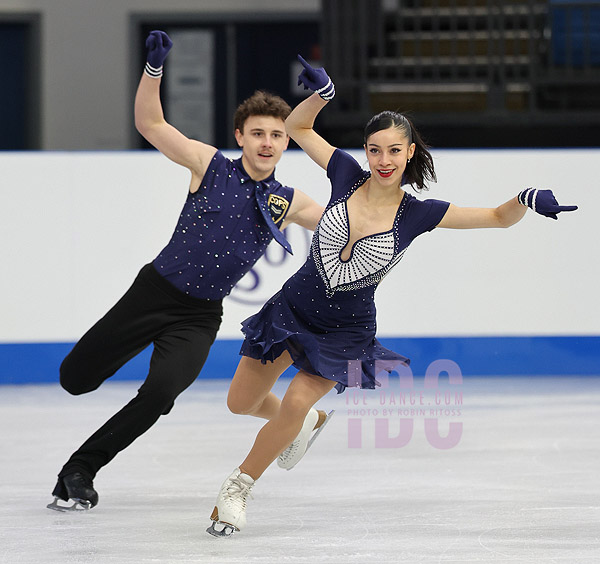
left=226, top=352, right=293, bottom=420
left=239, top=370, right=336, bottom=479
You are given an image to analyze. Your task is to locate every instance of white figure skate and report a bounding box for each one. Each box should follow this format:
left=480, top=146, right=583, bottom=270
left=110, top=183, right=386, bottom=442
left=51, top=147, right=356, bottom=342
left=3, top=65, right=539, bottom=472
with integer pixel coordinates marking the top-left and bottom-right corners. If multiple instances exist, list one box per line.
left=206, top=468, right=255, bottom=537
left=277, top=408, right=335, bottom=470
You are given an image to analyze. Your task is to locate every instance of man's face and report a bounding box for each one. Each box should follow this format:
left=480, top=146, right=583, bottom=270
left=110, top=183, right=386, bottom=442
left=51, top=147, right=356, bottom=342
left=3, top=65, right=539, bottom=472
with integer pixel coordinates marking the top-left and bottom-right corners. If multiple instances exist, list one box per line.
left=234, top=115, right=290, bottom=181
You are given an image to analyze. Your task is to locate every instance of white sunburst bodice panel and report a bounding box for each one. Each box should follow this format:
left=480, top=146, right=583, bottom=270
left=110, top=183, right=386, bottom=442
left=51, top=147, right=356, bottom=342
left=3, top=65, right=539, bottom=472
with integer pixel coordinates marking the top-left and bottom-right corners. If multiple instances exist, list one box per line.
left=313, top=199, right=407, bottom=296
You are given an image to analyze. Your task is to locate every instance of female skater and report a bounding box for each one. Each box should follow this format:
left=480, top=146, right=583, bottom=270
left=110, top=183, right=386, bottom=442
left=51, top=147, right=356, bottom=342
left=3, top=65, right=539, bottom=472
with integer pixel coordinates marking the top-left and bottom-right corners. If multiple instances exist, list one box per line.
left=207, top=55, right=578, bottom=536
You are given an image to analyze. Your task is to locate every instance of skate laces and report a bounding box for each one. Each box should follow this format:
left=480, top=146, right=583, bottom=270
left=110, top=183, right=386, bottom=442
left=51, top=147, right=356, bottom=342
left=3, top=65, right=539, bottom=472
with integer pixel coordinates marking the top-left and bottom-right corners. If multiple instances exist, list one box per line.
left=224, top=475, right=254, bottom=509
left=279, top=412, right=319, bottom=463
left=279, top=439, right=300, bottom=463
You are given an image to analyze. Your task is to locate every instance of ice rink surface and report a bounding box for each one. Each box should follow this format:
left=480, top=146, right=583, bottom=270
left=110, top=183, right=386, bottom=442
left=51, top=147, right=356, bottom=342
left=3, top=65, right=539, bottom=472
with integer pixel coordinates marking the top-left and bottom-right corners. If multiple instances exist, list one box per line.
left=1, top=375, right=599, bottom=564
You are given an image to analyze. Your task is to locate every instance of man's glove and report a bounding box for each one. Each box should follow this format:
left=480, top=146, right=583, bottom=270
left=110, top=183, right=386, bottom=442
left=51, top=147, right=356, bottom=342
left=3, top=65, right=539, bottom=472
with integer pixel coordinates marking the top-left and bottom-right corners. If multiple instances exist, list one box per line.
left=144, top=30, right=173, bottom=78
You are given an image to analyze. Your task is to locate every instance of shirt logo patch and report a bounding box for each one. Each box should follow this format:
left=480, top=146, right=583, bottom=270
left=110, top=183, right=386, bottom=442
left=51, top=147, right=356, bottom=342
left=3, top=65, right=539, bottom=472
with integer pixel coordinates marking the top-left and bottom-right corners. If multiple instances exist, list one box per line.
left=267, top=194, right=289, bottom=225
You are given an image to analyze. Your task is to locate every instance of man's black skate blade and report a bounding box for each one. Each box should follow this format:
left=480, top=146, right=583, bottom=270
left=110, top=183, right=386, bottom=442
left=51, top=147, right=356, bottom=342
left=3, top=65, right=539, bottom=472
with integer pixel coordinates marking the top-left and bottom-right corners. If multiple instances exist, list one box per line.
left=206, top=521, right=237, bottom=537
left=46, top=496, right=93, bottom=512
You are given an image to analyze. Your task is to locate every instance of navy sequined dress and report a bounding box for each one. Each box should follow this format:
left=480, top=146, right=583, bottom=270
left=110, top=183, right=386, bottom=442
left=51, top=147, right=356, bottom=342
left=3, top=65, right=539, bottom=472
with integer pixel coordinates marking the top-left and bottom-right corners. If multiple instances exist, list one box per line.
left=240, top=149, right=450, bottom=393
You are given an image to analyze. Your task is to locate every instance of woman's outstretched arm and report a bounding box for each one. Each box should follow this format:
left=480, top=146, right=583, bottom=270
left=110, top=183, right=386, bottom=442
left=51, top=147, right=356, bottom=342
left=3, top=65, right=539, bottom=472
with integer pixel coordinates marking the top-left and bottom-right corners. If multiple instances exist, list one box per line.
left=437, top=196, right=526, bottom=229
left=438, top=189, right=577, bottom=229
left=285, top=56, right=338, bottom=171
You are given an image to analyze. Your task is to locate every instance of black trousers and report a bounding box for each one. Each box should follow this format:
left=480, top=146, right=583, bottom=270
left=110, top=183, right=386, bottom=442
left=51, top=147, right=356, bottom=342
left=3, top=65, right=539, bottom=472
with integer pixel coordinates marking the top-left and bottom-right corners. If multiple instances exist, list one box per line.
left=58, top=263, right=223, bottom=480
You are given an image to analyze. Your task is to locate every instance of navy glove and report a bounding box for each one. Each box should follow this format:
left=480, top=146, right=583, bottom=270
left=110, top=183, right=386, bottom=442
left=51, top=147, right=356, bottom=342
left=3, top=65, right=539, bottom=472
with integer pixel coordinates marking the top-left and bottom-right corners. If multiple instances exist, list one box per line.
left=297, top=54, right=335, bottom=101
left=144, top=30, right=173, bottom=78
left=517, top=188, right=578, bottom=220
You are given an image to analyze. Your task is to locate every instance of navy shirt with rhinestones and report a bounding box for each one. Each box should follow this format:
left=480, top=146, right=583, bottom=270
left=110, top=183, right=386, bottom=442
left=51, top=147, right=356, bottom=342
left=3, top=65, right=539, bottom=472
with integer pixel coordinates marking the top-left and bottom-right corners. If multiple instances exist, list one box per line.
left=153, top=151, right=294, bottom=300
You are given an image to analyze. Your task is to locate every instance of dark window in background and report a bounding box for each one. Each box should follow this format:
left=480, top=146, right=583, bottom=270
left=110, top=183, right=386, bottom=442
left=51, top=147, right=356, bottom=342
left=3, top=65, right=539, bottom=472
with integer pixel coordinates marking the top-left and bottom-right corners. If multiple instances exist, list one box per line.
left=138, top=23, right=230, bottom=149
left=0, top=18, right=39, bottom=150
left=135, top=17, right=319, bottom=150
left=235, top=22, right=319, bottom=106
left=236, top=21, right=320, bottom=150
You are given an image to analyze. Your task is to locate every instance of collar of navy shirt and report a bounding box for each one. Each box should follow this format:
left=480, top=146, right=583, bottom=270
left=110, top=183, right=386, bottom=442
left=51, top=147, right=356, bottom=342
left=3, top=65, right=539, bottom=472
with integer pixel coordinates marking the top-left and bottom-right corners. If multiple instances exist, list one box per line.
left=232, top=157, right=293, bottom=255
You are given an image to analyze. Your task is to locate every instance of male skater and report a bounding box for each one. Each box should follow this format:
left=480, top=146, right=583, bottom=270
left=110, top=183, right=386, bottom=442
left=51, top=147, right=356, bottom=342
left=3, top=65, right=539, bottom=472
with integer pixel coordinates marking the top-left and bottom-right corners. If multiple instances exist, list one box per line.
left=47, top=31, right=323, bottom=511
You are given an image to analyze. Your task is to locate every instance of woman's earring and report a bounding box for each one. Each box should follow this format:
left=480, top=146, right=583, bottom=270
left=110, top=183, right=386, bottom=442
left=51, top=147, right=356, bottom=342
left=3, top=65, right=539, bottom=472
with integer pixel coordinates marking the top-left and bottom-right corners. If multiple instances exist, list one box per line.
left=407, top=158, right=411, bottom=163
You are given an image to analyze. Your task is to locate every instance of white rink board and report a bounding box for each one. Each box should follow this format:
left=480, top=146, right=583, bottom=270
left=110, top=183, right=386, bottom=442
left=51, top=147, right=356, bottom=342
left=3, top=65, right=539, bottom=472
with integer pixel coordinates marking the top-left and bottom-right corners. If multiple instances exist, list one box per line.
left=0, top=148, right=594, bottom=343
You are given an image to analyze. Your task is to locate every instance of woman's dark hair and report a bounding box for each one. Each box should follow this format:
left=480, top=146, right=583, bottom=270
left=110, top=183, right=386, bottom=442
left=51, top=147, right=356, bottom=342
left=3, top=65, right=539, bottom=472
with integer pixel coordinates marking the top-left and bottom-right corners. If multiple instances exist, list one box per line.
left=363, top=111, right=436, bottom=191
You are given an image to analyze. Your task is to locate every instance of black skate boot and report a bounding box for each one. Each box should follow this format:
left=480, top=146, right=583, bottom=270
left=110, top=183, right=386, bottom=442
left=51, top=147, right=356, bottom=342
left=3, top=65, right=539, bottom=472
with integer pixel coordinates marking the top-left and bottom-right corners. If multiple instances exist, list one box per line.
left=47, top=472, right=99, bottom=512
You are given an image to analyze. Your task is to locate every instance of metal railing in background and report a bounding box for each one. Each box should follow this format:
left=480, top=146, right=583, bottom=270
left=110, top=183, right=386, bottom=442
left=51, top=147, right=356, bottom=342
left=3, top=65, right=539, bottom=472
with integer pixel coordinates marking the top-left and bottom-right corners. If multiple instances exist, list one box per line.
left=320, top=0, right=600, bottom=146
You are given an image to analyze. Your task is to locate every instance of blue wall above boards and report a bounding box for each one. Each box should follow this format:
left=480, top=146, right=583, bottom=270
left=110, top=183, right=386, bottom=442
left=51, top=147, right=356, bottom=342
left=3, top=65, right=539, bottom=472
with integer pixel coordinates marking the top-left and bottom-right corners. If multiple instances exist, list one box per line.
left=1, top=336, right=598, bottom=385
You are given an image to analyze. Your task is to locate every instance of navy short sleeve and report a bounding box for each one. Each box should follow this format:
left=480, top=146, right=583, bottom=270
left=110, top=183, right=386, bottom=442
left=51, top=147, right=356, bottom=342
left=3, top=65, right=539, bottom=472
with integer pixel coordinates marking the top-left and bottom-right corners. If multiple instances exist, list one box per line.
left=400, top=195, right=450, bottom=245
left=326, top=149, right=368, bottom=200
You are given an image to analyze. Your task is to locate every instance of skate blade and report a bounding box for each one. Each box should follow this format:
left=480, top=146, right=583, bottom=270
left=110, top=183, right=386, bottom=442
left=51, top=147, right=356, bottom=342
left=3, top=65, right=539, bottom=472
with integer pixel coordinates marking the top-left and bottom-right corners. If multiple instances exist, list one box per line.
left=206, top=521, right=236, bottom=537
left=307, top=409, right=335, bottom=450
left=206, top=507, right=237, bottom=537
left=46, top=496, right=92, bottom=512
